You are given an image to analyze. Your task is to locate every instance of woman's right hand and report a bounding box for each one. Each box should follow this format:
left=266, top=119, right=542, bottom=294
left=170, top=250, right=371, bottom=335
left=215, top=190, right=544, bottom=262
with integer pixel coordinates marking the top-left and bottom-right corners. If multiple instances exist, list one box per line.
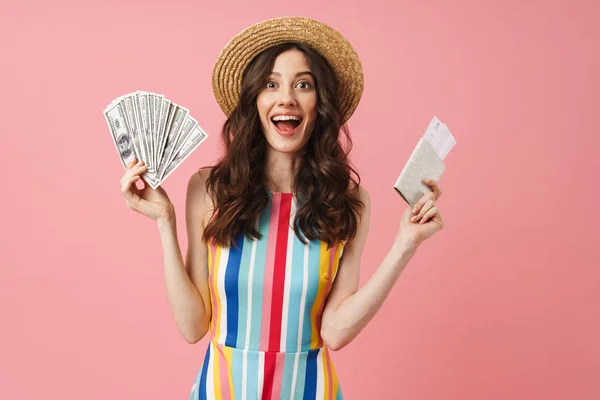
left=120, top=158, right=174, bottom=222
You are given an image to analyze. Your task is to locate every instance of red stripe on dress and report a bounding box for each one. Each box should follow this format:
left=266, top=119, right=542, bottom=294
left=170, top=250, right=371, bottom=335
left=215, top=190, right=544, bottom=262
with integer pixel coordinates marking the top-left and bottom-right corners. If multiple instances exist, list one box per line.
left=268, top=193, right=292, bottom=352
left=261, top=351, right=276, bottom=400
left=260, top=195, right=281, bottom=350
left=271, top=351, right=286, bottom=400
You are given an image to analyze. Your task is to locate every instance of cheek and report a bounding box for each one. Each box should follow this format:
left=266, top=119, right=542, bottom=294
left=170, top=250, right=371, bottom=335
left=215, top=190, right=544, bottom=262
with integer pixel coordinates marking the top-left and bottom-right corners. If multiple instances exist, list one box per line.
left=306, top=107, right=318, bottom=127
left=256, top=95, right=268, bottom=119
left=304, top=97, right=318, bottom=121
left=256, top=97, right=265, bottom=121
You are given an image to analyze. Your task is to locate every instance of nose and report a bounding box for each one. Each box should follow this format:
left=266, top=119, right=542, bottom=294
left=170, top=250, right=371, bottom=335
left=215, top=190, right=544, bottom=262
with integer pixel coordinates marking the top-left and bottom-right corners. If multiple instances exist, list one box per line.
left=277, top=86, right=297, bottom=107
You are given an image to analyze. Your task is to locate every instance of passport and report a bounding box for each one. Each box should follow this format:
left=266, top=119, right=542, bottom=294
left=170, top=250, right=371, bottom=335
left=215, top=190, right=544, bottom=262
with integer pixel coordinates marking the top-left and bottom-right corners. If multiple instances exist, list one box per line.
left=393, top=116, right=456, bottom=207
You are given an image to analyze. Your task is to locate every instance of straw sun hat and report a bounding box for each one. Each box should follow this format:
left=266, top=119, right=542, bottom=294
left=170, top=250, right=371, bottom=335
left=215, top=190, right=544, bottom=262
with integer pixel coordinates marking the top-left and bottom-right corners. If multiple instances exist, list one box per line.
left=212, top=16, right=364, bottom=125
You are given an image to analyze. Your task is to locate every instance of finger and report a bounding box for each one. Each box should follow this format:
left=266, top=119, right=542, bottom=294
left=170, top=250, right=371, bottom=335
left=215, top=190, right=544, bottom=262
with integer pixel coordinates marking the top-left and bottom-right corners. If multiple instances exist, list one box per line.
left=411, top=194, right=433, bottom=215
left=137, top=175, right=148, bottom=191
left=121, top=174, right=141, bottom=196
left=423, top=180, right=443, bottom=199
left=122, top=175, right=140, bottom=193
left=419, top=206, right=438, bottom=224
left=127, top=159, right=145, bottom=171
left=133, top=163, right=147, bottom=175
left=411, top=198, right=434, bottom=222
left=123, top=164, right=147, bottom=182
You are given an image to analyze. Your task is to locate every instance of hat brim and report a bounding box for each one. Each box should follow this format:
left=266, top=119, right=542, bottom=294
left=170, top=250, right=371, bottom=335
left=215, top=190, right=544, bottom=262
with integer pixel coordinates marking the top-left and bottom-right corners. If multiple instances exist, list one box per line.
left=212, top=16, right=364, bottom=125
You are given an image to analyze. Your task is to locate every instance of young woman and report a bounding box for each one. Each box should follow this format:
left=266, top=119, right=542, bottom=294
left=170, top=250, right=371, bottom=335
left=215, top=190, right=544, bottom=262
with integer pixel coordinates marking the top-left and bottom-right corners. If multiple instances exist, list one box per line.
left=119, top=17, right=445, bottom=400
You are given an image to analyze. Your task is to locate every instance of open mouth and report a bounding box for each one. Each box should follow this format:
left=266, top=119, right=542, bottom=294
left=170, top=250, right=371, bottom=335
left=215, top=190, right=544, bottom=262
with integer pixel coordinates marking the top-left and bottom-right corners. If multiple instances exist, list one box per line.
left=271, top=116, right=303, bottom=133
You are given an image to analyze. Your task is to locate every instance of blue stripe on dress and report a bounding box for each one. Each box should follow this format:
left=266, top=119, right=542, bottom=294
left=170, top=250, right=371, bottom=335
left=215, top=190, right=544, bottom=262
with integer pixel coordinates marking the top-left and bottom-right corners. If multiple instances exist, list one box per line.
left=231, top=347, right=244, bottom=398
left=236, top=233, right=254, bottom=346
left=292, top=351, right=308, bottom=399
left=198, top=344, right=210, bottom=400
left=224, top=231, right=243, bottom=347
left=285, top=229, right=306, bottom=352
left=301, top=240, right=322, bottom=350
left=246, top=349, right=260, bottom=398
left=336, top=384, right=344, bottom=400
left=248, top=200, right=272, bottom=350
left=303, top=348, right=319, bottom=400
left=279, top=351, right=295, bottom=399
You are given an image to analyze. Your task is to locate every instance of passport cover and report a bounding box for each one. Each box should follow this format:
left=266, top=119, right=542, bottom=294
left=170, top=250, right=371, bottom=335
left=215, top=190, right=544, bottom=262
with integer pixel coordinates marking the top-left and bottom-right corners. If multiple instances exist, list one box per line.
left=394, top=137, right=446, bottom=208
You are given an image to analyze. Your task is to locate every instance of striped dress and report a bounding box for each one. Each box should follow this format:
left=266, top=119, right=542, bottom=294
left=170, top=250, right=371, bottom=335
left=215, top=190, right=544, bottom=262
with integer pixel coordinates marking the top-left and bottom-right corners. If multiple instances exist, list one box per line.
left=189, top=190, right=345, bottom=400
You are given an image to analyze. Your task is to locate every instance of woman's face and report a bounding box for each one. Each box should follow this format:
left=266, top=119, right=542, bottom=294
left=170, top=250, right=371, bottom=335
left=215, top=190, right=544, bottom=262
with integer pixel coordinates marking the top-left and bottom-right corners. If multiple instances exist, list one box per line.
left=257, top=49, right=318, bottom=154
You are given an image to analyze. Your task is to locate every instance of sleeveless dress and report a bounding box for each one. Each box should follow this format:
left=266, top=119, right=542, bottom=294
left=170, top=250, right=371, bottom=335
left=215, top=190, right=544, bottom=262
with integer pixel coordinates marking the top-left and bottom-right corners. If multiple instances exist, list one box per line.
left=189, top=191, right=346, bottom=400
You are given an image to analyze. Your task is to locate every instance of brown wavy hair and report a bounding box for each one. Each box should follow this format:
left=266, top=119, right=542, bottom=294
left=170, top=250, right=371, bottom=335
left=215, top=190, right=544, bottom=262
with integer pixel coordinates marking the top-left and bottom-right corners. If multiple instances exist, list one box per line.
left=201, top=42, right=364, bottom=249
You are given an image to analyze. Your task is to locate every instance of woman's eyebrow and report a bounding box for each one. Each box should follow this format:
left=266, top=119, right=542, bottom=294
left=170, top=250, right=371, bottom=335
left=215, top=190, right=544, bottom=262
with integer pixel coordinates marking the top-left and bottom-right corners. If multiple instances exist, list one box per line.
left=270, top=71, right=314, bottom=79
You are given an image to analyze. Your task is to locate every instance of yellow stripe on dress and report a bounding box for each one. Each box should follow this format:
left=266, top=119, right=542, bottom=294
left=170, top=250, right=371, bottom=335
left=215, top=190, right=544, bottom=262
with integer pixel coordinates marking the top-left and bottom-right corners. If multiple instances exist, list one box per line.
left=310, top=242, right=331, bottom=348
left=329, top=338, right=340, bottom=398
left=208, top=242, right=214, bottom=335
left=322, top=347, right=331, bottom=399
left=212, top=342, right=222, bottom=398
left=223, top=345, right=235, bottom=399
left=332, top=242, right=343, bottom=280
left=213, top=245, right=223, bottom=342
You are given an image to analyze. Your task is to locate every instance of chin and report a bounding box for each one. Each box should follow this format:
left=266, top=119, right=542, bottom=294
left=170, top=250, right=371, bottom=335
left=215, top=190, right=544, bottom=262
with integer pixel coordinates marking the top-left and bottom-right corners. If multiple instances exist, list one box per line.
left=263, top=124, right=312, bottom=153
left=267, top=137, right=306, bottom=154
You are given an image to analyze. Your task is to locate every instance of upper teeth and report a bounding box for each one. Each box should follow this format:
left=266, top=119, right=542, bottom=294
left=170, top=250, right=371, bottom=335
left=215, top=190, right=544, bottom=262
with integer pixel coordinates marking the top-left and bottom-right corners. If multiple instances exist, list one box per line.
left=272, top=115, right=301, bottom=121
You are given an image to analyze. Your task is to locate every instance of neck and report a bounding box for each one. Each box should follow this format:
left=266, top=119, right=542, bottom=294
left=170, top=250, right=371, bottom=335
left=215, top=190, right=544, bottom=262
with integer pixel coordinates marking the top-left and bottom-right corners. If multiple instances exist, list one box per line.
left=264, top=148, right=302, bottom=192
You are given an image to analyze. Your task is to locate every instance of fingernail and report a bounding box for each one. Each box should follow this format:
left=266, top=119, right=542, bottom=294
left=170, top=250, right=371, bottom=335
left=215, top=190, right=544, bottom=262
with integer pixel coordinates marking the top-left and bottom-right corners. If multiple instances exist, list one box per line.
left=411, top=216, right=417, bottom=221
left=412, top=207, right=417, bottom=213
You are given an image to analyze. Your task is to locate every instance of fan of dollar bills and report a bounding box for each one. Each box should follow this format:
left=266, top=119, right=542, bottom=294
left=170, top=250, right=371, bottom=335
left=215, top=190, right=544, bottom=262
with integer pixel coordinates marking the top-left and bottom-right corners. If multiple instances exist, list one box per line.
left=103, top=90, right=209, bottom=189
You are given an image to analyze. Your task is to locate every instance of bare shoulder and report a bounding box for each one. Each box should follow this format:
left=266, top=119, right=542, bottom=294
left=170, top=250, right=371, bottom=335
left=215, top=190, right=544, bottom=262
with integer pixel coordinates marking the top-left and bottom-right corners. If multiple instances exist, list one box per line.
left=187, top=167, right=212, bottom=189
left=349, top=180, right=371, bottom=214
left=355, top=183, right=370, bottom=229
left=341, top=181, right=371, bottom=254
left=358, top=184, right=370, bottom=208
left=186, top=167, right=215, bottom=229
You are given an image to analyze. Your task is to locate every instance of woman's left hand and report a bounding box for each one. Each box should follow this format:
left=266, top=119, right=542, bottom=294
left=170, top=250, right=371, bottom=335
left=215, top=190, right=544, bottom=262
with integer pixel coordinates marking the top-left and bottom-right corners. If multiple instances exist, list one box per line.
left=395, top=180, right=445, bottom=250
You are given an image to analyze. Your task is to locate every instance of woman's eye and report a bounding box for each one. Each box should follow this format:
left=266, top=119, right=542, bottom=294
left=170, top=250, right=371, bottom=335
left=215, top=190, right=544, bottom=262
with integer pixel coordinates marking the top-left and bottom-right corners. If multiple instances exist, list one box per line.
left=265, top=81, right=311, bottom=89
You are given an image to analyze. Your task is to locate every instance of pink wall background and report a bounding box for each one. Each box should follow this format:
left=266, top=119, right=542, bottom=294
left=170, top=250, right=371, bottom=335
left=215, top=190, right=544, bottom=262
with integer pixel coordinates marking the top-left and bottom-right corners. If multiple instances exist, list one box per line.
left=1, top=0, right=599, bottom=398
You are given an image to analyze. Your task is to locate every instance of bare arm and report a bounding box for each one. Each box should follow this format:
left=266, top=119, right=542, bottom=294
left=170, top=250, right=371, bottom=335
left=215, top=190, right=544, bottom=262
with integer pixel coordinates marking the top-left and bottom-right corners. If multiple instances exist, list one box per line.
left=320, top=186, right=419, bottom=351
left=158, top=169, right=213, bottom=344
left=320, top=180, right=445, bottom=351
left=121, top=159, right=214, bottom=344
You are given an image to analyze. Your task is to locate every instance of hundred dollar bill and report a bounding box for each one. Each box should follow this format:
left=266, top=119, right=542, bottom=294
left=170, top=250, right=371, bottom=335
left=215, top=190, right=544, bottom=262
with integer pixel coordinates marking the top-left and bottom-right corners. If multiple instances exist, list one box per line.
left=121, top=94, right=155, bottom=173
left=104, top=102, right=139, bottom=167
left=156, top=97, right=171, bottom=170
left=163, top=115, right=198, bottom=173
left=156, top=104, right=189, bottom=180
left=154, top=93, right=164, bottom=169
left=162, top=125, right=209, bottom=182
left=148, top=92, right=155, bottom=168
left=104, top=102, right=159, bottom=185
left=158, top=102, right=176, bottom=168
left=135, top=91, right=153, bottom=171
